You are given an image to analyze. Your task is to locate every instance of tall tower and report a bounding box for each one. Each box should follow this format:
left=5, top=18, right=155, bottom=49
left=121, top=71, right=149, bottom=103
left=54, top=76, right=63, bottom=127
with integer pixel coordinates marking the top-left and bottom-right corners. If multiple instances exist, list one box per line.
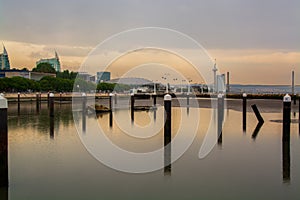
left=0, top=45, right=11, bottom=70
left=36, top=50, right=61, bottom=72
left=54, top=50, right=61, bottom=72
left=212, top=59, right=218, bottom=93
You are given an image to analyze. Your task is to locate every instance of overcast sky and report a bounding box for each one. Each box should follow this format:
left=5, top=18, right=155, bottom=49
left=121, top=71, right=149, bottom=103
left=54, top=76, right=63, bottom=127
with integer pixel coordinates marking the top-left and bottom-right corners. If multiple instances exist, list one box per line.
left=0, top=0, right=299, bottom=84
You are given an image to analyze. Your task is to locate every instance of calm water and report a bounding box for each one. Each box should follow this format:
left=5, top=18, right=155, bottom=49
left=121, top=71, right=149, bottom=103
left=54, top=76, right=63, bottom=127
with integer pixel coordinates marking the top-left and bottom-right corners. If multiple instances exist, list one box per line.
left=2, top=98, right=300, bottom=199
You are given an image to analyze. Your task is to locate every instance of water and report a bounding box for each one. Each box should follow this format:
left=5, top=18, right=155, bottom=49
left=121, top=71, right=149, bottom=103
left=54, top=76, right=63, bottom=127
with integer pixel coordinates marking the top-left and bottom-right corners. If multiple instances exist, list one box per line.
left=2, top=99, right=300, bottom=199
left=230, top=85, right=300, bottom=94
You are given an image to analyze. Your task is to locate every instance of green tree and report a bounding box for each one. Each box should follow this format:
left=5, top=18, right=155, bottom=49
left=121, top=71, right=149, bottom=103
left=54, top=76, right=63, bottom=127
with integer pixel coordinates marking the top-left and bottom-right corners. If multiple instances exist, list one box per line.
left=32, top=63, right=56, bottom=74
left=56, top=70, right=78, bottom=80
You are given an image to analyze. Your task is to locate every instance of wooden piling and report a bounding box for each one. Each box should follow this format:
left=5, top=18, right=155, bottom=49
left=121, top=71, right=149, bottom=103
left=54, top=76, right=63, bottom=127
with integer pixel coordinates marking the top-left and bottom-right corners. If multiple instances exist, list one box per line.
left=82, top=93, right=87, bottom=132
left=131, top=94, right=135, bottom=123
left=47, top=92, right=50, bottom=107
left=36, top=92, right=40, bottom=113
left=49, top=93, right=54, bottom=117
left=109, top=93, right=113, bottom=111
left=251, top=104, right=264, bottom=123
left=17, top=92, right=20, bottom=114
left=242, top=93, right=247, bottom=131
left=283, top=94, right=291, bottom=142
left=153, top=93, right=157, bottom=107
left=164, top=94, right=172, bottom=146
left=217, top=94, right=224, bottom=144
left=17, top=92, right=20, bottom=104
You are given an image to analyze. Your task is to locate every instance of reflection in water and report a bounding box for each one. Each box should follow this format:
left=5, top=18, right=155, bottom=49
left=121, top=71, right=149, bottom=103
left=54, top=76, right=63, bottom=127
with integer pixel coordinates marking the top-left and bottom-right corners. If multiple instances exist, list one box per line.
left=217, top=97, right=224, bottom=146
left=8, top=102, right=73, bottom=135
left=0, top=108, right=8, bottom=188
left=109, top=111, right=113, bottom=128
left=282, top=140, right=291, bottom=183
left=82, top=97, right=87, bottom=133
left=5, top=99, right=300, bottom=199
left=36, top=100, right=40, bottom=114
left=131, top=108, right=134, bottom=124
left=50, top=116, right=54, bottom=139
left=17, top=102, right=20, bottom=115
left=282, top=128, right=291, bottom=183
left=0, top=187, right=8, bottom=200
left=164, top=144, right=171, bottom=175
left=252, top=122, right=264, bottom=140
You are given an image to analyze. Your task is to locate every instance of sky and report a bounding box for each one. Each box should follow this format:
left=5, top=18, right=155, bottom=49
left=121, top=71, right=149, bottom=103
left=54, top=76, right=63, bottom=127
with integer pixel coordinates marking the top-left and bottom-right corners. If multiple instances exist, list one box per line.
left=0, top=0, right=299, bottom=84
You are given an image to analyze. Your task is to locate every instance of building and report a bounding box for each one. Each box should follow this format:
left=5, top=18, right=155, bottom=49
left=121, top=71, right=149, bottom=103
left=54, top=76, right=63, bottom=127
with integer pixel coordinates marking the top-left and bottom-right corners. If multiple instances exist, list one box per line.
left=36, top=51, right=61, bottom=72
left=77, top=72, right=95, bottom=82
left=0, top=45, right=10, bottom=70
left=0, top=69, right=55, bottom=81
left=97, top=71, right=111, bottom=83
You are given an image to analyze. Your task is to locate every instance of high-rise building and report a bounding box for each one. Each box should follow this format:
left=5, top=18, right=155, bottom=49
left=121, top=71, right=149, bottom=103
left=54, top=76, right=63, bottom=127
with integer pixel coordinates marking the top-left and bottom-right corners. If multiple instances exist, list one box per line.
left=36, top=51, right=61, bottom=72
left=0, top=45, right=10, bottom=70
left=97, top=71, right=111, bottom=82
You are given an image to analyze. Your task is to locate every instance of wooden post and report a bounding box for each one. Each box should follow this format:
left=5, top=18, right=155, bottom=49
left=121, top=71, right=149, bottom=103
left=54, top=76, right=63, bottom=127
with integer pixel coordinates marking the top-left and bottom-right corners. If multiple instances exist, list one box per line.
left=153, top=93, right=157, bottom=107
left=283, top=94, right=291, bottom=142
left=242, top=93, right=247, bottom=131
left=164, top=94, right=172, bottom=175
left=131, top=94, right=135, bottom=123
left=0, top=95, right=8, bottom=187
left=17, top=92, right=20, bottom=114
left=217, top=94, right=224, bottom=145
left=282, top=93, right=291, bottom=182
left=17, top=92, right=20, bottom=104
left=36, top=92, right=40, bottom=113
left=164, top=94, right=172, bottom=146
left=47, top=92, right=50, bottom=108
left=109, top=93, right=113, bottom=111
left=82, top=93, right=87, bottom=132
left=49, top=93, right=54, bottom=117
left=60, top=92, right=62, bottom=104
left=251, top=104, right=264, bottom=123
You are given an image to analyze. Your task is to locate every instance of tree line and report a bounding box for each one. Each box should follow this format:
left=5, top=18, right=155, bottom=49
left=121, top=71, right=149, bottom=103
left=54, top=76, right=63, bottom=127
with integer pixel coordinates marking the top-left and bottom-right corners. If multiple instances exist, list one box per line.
left=0, top=76, right=132, bottom=93
left=0, top=63, right=131, bottom=93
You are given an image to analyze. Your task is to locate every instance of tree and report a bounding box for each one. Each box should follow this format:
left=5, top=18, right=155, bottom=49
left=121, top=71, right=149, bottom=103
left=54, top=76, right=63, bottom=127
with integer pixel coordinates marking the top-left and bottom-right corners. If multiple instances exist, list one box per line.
left=56, top=70, right=78, bottom=80
left=32, top=63, right=56, bottom=74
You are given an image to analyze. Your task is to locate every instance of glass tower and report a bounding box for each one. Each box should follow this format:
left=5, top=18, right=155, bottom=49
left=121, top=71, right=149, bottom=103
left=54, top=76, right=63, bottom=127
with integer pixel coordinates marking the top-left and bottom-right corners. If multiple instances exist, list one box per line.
left=0, top=45, right=10, bottom=70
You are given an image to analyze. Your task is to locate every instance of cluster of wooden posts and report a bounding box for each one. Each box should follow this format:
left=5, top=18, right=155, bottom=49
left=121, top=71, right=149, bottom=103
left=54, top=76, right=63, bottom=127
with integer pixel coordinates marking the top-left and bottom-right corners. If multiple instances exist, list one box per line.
left=0, top=92, right=297, bottom=186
